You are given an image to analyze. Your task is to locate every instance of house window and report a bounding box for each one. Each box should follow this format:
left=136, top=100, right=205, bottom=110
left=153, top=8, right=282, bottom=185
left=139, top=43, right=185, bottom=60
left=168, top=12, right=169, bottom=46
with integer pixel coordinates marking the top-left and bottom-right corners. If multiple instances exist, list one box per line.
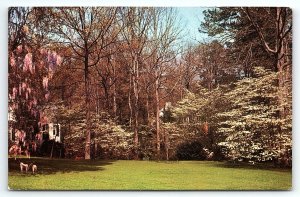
left=55, top=124, right=60, bottom=136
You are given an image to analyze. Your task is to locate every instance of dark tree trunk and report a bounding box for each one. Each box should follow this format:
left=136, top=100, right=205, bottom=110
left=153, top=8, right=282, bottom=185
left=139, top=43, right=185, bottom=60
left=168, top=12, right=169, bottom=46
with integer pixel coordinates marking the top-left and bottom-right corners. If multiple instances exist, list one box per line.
left=133, top=55, right=139, bottom=159
left=84, top=45, right=91, bottom=160
left=155, top=69, right=160, bottom=159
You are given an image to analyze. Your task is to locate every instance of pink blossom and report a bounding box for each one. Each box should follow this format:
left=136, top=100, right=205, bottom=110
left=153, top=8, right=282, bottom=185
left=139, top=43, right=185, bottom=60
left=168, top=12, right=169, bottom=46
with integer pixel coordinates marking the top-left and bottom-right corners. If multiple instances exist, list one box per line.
left=22, top=82, right=27, bottom=90
left=47, top=51, right=51, bottom=62
left=38, top=60, right=44, bottom=69
left=45, top=92, right=50, bottom=100
left=27, top=87, right=31, bottom=94
left=56, top=55, right=62, bottom=65
left=23, top=65, right=27, bottom=72
left=23, top=53, right=32, bottom=73
left=52, top=52, right=57, bottom=60
left=12, top=87, right=17, bottom=99
left=40, top=48, right=47, bottom=55
left=30, top=63, right=35, bottom=74
left=46, top=51, right=58, bottom=72
left=33, top=97, right=37, bottom=106
left=43, top=76, right=49, bottom=89
left=10, top=55, right=16, bottom=67
left=15, top=130, right=20, bottom=141
left=16, top=45, right=22, bottom=53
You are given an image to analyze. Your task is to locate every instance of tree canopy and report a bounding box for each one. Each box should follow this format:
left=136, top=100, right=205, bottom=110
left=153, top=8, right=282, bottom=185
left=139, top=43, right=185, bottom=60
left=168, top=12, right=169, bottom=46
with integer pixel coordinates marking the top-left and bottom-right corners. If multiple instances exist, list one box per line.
left=8, top=7, right=292, bottom=167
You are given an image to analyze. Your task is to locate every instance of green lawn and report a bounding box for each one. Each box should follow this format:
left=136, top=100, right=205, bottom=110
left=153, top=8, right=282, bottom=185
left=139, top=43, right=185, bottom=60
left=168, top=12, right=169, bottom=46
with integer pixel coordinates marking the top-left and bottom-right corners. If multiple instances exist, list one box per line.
left=8, top=158, right=292, bottom=190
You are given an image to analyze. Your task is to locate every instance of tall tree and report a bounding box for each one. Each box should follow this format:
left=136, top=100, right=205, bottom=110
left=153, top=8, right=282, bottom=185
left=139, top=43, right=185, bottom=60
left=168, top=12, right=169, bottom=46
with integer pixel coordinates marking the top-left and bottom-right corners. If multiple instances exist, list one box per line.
left=119, top=7, right=152, bottom=157
left=149, top=8, right=181, bottom=159
left=242, top=8, right=292, bottom=118
left=199, top=7, right=292, bottom=165
left=49, top=7, right=119, bottom=159
left=200, top=6, right=292, bottom=129
left=8, top=7, right=58, bottom=138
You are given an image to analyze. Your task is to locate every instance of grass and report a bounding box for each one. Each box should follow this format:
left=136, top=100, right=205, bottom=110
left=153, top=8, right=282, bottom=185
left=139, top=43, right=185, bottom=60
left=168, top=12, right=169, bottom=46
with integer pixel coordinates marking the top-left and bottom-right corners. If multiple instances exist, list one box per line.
left=8, top=158, right=292, bottom=190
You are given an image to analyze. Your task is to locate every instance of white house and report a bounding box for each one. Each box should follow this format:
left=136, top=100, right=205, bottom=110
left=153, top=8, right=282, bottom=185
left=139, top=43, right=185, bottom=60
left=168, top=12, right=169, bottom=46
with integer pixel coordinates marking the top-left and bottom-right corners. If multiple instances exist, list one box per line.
left=8, top=106, right=16, bottom=142
left=40, top=123, right=61, bottom=143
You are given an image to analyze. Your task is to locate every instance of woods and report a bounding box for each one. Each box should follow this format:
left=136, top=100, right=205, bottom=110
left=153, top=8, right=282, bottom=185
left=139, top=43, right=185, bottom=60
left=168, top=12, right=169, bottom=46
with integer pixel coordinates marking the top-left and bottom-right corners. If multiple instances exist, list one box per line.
left=8, top=7, right=292, bottom=167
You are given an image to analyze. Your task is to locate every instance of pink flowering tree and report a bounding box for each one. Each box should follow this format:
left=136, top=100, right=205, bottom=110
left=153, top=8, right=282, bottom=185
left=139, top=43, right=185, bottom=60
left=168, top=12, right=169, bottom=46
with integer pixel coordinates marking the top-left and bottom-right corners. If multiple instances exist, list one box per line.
left=8, top=9, right=63, bottom=144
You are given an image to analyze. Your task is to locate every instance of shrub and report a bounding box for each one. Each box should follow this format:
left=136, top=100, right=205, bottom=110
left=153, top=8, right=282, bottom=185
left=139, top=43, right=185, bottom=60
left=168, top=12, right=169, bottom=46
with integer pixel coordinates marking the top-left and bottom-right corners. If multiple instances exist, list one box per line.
left=176, top=140, right=207, bottom=160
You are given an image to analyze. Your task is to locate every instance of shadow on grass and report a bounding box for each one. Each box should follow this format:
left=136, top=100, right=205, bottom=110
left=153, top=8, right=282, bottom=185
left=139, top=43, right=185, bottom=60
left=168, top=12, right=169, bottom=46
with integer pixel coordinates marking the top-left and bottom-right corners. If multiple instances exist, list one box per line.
left=212, top=161, right=291, bottom=172
left=8, top=157, right=115, bottom=175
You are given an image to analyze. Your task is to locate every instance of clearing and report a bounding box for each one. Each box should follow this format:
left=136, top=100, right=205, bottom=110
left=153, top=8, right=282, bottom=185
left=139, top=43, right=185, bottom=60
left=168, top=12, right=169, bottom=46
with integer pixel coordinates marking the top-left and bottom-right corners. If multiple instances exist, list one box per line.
left=8, top=158, right=292, bottom=190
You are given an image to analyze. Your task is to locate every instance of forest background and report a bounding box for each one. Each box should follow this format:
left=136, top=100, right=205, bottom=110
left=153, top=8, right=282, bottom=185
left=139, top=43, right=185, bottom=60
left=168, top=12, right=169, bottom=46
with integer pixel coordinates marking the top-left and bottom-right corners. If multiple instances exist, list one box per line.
left=1, top=0, right=300, bottom=197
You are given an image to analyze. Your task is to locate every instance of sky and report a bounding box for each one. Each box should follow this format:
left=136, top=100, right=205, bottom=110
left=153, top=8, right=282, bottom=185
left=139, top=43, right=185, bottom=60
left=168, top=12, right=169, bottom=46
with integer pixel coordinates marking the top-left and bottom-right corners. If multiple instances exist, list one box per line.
left=176, top=7, right=209, bottom=43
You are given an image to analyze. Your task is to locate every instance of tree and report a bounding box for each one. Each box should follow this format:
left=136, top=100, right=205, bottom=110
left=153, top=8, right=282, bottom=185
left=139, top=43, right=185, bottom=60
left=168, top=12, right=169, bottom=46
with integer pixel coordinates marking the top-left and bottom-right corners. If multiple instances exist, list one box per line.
left=8, top=7, right=61, bottom=143
left=200, top=7, right=292, bottom=117
left=217, top=67, right=291, bottom=166
left=170, top=86, right=228, bottom=157
left=119, top=7, right=152, bottom=157
left=242, top=8, right=292, bottom=119
left=43, top=100, right=134, bottom=159
left=199, top=7, right=292, bottom=165
left=200, top=8, right=276, bottom=78
left=180, top=44, right=199, bottom=91
left=49, top=7, right=119, bottom=159
left=195, top=41, right=231, bottom=90
left=149, top=8, right=182, bottom=159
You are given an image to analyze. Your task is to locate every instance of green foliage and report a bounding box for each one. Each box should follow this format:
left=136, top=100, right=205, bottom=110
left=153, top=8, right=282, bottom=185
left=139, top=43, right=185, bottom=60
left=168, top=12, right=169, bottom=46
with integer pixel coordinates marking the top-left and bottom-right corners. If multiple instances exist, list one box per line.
left=200, top=8, right=240, bottom=41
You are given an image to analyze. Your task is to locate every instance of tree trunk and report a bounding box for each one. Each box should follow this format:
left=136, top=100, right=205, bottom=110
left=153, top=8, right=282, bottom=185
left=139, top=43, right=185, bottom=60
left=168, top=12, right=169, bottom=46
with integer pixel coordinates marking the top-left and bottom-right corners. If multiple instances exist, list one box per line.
left=244, top=7, right=291, bottom=120
left=276, top=8, right=288, bottom=119
left=133, top=55, right=139, bottom=158
left=145, top=87, right=150, bottom=125
left=155, top=69, right=160, bottom=159
left=84, top=46, right=91, bottom=160
left=112, top=58, right=117, bottom=118
left=96, top=86, right=100, bottom=114
left=128, top=74, right=132, bottom=127
left=152, top=9, right=161, bottom=159
left=103, top=82, right=110, bottom=111
left=165, top=129, right=169, bottom=160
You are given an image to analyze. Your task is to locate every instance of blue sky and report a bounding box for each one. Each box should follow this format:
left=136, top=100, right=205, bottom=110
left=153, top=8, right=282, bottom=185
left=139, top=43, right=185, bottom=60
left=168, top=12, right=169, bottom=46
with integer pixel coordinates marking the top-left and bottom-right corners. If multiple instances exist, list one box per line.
left=176, top=7, right=209, bottom=43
